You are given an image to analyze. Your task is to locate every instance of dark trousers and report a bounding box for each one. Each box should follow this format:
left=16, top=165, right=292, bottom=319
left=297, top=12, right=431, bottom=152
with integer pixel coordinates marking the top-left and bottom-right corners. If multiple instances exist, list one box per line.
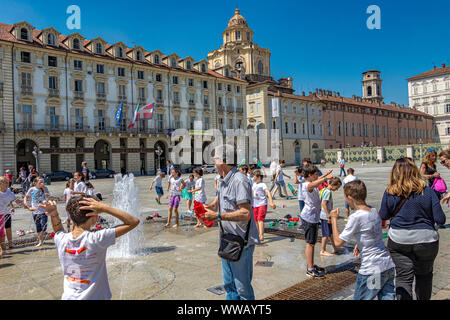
left=387, top=238, right=439, bottom=300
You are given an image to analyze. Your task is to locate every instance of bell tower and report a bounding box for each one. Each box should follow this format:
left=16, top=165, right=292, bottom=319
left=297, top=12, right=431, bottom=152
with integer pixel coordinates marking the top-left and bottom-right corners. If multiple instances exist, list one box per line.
left=362, top=70, right=383, bottom=102
left=207, top=8, right=271, bottom=80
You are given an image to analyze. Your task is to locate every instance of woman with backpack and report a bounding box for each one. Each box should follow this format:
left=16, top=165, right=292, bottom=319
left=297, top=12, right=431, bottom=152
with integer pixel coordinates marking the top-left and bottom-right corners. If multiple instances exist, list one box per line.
left=419, top=150, right=445, bottom=200
left=379, top=157, right=446, bottom=300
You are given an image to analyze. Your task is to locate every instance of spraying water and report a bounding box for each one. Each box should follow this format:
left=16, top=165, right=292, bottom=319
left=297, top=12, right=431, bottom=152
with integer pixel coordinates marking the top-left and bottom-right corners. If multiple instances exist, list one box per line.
left=107, top=173, right=144, bottom=259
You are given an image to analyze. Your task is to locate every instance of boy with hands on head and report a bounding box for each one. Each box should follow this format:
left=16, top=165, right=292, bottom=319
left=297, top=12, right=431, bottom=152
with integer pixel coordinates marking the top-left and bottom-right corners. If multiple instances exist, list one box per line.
left=39, top=196, right=139, bottom=300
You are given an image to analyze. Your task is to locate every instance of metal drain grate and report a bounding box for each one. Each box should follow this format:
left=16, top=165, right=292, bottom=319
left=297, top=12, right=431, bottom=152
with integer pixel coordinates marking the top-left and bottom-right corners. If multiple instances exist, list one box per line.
left=207, top=285, right=225, bottom=295
left=255, top=261, right=274, bottom=267
left=263, top=262, right=359, bottom=300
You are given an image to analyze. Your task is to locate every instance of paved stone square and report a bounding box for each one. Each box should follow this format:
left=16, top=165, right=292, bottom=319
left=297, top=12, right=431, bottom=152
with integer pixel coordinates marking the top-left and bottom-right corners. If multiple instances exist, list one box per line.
left=1, top=163, right=449, bottom=300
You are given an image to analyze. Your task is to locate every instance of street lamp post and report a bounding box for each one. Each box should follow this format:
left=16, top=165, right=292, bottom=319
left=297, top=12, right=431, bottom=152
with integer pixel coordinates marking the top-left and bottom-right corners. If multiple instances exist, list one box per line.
left=155, top=146, right=163, bottom=172
left=31, top=146, right=42, bottom=173
left=369, top=141, right=373, bottom=162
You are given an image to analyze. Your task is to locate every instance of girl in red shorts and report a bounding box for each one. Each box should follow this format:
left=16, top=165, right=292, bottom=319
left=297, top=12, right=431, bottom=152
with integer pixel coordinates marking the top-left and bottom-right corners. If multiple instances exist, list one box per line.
left=252, top=170, right=276, bottom=242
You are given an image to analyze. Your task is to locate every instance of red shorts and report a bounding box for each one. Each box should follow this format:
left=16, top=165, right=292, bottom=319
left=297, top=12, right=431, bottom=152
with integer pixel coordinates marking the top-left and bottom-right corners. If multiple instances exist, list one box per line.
left=253, top=205, right=267, bottom=221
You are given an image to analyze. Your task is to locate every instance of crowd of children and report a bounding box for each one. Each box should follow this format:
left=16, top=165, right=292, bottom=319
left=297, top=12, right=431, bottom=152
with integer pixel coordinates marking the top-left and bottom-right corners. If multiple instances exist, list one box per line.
left=0, top=153, right=448, bottom=301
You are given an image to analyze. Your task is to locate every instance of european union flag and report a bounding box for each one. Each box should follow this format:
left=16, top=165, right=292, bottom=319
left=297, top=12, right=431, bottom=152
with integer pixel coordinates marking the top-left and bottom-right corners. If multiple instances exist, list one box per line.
left=115, top=101, right=123, bottom=127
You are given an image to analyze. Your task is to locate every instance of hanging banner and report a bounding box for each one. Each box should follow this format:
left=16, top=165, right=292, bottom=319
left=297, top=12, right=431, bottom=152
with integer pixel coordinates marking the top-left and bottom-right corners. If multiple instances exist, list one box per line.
left=272, top=97, right=280, bottom=117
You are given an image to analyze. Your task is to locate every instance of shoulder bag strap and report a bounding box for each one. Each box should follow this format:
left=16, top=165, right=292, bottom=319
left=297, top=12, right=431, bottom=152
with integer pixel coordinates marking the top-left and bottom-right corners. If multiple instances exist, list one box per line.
left=217, top=172, right=251, bottom=243
left=392, top=196, right=408, bottom=218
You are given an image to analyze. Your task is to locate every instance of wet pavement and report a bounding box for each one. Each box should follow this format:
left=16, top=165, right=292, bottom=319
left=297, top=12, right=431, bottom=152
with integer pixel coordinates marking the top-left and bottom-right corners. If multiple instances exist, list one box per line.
left=1, top=162, right=449, bottom=299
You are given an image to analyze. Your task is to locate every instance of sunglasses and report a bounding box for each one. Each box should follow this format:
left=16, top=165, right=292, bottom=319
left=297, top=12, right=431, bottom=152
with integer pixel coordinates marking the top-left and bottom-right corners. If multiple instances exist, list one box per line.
left=440, top=159, right=447, bottom=165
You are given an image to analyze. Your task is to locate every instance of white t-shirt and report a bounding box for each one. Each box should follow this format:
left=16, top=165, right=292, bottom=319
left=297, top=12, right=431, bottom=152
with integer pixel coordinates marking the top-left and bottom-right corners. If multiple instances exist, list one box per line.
left=194, top=178, right=207, bottom=203
left=320, top=188, right=333, bottom=220
left=0, top=189, right=16, bottom=215
left=297, top=176, right=305, bottom=201
left=74, top=181, right=87, bottom=194
left=185, top=179, right=195, bottom=190
left=276, top=166, right=284, bottom=182
left=54, top=228, right=116, bottom=300
left=153, top=176, right=163, bottom=188
left=252, top=182, right=268, bottom=207
left=301, top=181, right=321, bottom=223
left=64, top=188, right=72, bottom=205
left=26, top=186, right=49, bottom=214
left=270, top=161, right=278, bottom=176
left=169, top=177, right=183, bottom=196
left=343, top=175, right=358, bottom=186
left=339, top=208, right=395, bottom=275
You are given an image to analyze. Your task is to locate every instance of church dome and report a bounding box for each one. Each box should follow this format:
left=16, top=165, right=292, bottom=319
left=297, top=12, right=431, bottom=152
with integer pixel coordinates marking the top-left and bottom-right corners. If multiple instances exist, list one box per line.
left=228, top=8, right=247, bottom=27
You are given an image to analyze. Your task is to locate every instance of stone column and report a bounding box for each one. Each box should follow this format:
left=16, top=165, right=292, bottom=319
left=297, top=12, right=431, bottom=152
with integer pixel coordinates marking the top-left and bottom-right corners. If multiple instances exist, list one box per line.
left=111, top=153, right=120, bottom=173
left=406, top=145, right=414, bottom=158
left=376, top=147, right=385, bottom=163
left=336, top=149, right=343, bottom=162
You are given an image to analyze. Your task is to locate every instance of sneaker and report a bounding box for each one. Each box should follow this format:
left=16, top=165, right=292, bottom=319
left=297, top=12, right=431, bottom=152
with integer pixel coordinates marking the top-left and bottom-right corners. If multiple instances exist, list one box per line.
left=314, top=265, right=326, bottom=273
left=306, top=268, right=325, bottom=278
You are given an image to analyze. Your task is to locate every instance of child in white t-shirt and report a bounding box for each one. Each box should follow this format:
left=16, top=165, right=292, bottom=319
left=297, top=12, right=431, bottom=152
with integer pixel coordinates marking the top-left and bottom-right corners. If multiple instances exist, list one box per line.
left=330, top=180, right=395, bottom=300
left=252, top=170, right=276, bottom=242
left=40, top=195, right=139, bottom=300
left=62, top=179, right=75, bottom=230
left=0, top=177, right=18, bottom=257
left=85, top=182, right=95, bottom=196
left=71, top=172, right=87, bottom=196
left=294, top=166, right=305, bottom=217
left=342, top=168, right=358, bottom=221
left=300, top=165, right=333, bottom=278
left=24, top=177, right=50, bottom=247
left=149, top=172, right=165, bottom=205
left=182, top=175, right=195, bottom=215
left=165, top=169, right=185, bottom=228
left=320, top=177, right=342, bottom=256
left=191, top=168, right=207, bottom=228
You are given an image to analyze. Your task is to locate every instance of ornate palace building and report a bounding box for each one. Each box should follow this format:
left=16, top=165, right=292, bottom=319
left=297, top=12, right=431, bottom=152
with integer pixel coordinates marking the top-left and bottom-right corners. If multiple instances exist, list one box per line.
left=408, top=63, right=450, bottom=143
left=0, top=20, right=246, bottom=174
left=0, top=9, right=436, bottom=174
left=208, top=9, right=325, bottom=163
left=319, top=70, right=434, bottom=149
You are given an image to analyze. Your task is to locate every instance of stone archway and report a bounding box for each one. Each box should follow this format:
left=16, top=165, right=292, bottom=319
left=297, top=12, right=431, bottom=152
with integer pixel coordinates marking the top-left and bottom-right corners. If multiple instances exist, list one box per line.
left=94, top=139, right=111, bottom=170
left=16, top=139, right=37, bottom=173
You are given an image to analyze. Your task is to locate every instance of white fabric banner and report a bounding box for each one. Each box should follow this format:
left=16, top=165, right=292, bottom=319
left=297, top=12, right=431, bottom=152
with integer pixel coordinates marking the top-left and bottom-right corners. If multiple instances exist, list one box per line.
left=272, top=98, right=280, bottom=117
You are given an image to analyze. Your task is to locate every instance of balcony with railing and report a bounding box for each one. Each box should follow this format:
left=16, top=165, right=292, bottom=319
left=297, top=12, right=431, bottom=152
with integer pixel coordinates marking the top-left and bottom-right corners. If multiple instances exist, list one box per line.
left=48, top=88, right=59, bottom=98
left=21, top=86, right=33, bottom=96
left=173, top=100, right=180, bottom=106
left=138, top=97, right=147, bottom=105
left=96, top=93, right=106, bottom=102
left=227, top=105, right=234, bottom=113
left=74, top=91, right=84, bottom=100
left=118, top=95, right=127, bottom=103
left=217, top=105, right=225, bottom=112
left=236, top=107, right=244, bottom=113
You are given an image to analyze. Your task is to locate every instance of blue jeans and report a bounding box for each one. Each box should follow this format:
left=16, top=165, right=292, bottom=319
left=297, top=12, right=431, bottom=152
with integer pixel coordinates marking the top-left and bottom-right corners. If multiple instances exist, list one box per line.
left=339, top=167, right=346, bottom=176
left=353, top=267, right=395, bottom=300
left=221, top=245, right=255, bottom=300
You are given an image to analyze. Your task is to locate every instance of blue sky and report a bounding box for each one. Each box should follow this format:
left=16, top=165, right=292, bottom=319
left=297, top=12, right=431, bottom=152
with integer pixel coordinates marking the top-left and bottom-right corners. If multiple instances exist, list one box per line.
left=1, top=0, right=449, bottom=106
